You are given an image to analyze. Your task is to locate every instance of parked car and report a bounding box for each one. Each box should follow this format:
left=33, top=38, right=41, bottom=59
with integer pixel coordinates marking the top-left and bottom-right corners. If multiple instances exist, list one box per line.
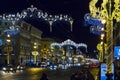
left=2, top=64, right=16, bottom=73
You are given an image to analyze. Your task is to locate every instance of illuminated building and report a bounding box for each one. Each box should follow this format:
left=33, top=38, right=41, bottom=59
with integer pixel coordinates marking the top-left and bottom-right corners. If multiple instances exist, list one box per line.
left=40, top=38, right=55, bottom=60
left=0, top=21, right=42, bottom=66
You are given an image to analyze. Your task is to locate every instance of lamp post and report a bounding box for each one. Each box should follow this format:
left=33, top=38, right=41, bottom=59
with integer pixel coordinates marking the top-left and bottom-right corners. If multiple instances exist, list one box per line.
left=84, top=0, right=120, bottom=76
left=97, top=27, right=106, bottom=62
left=6, top=34, right=11, bottom=65
left=4, top=34, right=13, bottom=65
left=32, top=42, right=39, bottom=65
left=97, top=41, right=107, bottom=62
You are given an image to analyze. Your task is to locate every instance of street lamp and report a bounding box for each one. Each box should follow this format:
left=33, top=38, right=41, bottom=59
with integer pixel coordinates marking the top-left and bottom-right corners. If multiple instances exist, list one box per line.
left=7, top=34, right=11, bottom=65
left=32, top=42, right=39, bottom=65
left=4, top=34, right=13, bottom=65
left=84, top=0, right=120, bottom=76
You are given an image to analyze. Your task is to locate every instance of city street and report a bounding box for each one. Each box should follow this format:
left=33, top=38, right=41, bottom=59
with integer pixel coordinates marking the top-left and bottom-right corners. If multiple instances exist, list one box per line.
left=0, top=68, right=45, bottom=80
left=0, top=67, right=99, bottom=80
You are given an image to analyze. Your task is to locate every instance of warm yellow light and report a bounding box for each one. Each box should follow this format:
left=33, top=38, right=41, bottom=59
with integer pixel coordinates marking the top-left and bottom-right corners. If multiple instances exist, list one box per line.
left=34, top=46, right=37, bottom=49
left=101, top=34, right=104, bottom=37
left=101, top=34, right=105, bottom=40
left=34, top=42, right=37, bottom=45
left=33, top=42, right=38, bottom=49
left=100, top=41, right=103, bottom=44
left=101, top=27, right=104, bottom=31
left=7, top=34, right=10, bottom=37
left=7, top=39, right=11, bottom=42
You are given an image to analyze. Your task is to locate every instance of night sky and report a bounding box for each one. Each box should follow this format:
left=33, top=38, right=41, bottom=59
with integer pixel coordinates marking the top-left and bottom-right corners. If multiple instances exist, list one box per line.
left=0, top=0, right=100, bottom=52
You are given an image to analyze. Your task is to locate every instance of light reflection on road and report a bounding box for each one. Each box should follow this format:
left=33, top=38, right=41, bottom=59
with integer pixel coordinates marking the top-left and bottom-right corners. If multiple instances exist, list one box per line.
left=0, top=68, right=44, bottom=80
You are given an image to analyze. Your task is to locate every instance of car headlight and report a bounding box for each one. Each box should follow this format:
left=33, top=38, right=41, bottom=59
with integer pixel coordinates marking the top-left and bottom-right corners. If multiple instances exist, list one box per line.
left=17, top=66, right=20, bottom=69
left=10, top=68, right=13, bottom=70
left=2, top=67, right=6, bottom=70
left=20, top=67, right=23, bottom=69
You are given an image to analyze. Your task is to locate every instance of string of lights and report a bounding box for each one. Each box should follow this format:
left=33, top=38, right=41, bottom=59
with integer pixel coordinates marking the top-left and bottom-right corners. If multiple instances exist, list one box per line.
left=84, top=0, right=120, bottom=77
left=51, top=39, right=87, bottom=49
left=0, top=5, right=73, bottom=32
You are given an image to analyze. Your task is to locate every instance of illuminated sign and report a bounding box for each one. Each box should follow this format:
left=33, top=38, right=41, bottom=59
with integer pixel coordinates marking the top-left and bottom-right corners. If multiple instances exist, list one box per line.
left=85, top=19, right=103, bottom=27
left=5, top=29, right=20, bottom=35
left=114, top=46, right=120, bottom=57
left=0, top=39, right=2, bottom=46
left=90, top=26, right=102, bottom=35
left=100, top=63, right=114, bottom=80
left=84, top=13, right=103, bottom=27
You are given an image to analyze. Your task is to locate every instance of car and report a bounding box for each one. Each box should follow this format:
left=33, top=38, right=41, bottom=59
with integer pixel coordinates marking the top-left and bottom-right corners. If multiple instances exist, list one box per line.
left=2, top=64, right=16, bottom=73
left=49, top=65, right=57, bottom=70
left=17, top=65, right=25, bottom=70
left=40, top=62, right=47, bottom=68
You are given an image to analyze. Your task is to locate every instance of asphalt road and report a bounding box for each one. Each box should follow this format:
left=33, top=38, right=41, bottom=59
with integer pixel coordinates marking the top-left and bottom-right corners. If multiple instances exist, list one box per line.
left=0, top=68, right=43, bottom=80
left=0, top=67, right=99, bottom=80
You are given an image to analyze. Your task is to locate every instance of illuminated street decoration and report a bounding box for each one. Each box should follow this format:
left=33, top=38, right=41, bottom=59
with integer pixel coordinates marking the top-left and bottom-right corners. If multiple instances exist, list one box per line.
left=51, top=39, right=87, bottom=50
left=84, top=14, right=105, bottom=35
left=4, top=29, right=20, bottom=35
left=61, top=39, right=76, bottom=47
left=51, top=39, right=87, bottom=68
left=114, top=46, right=120, bottom=57
left=84, top=0, right=120, bottom=75
left=32, top=51, right=39, bottom=64
left=0, top=5, right=73, bottom=32
left=84, top=13, right=103, bottom=27
left=97, top=42, right=107, bottom=62
left=4, top=35, right=13, bottom=65
left=51, top=43, right=61, bottom=48
left=32, top=42, right=39, bottom=64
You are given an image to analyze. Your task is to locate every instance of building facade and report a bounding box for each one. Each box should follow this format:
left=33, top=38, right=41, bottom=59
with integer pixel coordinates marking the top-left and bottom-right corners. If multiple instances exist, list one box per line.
left=0, top=21, right=42, bottom=66
left=40, top=38, right=55, bottom=60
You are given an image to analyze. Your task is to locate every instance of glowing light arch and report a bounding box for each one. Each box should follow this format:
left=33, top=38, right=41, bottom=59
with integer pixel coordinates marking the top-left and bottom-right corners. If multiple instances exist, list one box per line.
left=0, top=5, right=73, bottom=32
left=51, top=39, right=88, bottom=51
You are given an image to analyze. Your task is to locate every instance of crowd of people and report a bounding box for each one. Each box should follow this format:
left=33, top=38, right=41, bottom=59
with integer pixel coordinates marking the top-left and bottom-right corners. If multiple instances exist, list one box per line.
left=70, top=72, right=88, bottom=80
left=40, top=73, right=49, bottom=80
left=40, top=70, right=94, bottom=80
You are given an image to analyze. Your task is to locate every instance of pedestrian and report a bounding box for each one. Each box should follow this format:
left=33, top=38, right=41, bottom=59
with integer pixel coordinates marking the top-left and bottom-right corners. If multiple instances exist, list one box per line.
left=40, top=73, right=49, bottom=80
left=70, top=73, right=76, bottom=80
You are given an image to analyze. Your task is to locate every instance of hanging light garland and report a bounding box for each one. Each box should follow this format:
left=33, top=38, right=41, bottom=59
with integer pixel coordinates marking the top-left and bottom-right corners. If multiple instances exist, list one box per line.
left=51, top=39, right=87, bottom=50
left=0, top=5, right=73, bottom=32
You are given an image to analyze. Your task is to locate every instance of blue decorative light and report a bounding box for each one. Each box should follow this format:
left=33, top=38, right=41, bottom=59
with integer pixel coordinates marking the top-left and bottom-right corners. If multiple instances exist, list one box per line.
left=90, top=26, right=102, bottom=35
left=0, top=39, right=2, bottom=46
left=84, top=13, right=104, bottom=35
left=85, top=19, right=103, bottom=26
left=5, top=29, right=20, bottom=35
left=114, top=46, right=120, bottom=57
left=84, top=13, right=103, bottom=27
